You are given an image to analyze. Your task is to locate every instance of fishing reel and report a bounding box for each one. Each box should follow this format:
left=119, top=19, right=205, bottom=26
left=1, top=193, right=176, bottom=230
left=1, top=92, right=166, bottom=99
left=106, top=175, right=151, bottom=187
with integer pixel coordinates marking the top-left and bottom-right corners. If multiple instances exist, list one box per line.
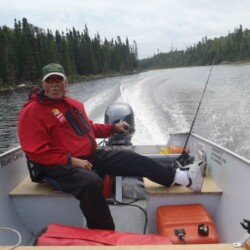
left=233, top=219, right=250, bottom=247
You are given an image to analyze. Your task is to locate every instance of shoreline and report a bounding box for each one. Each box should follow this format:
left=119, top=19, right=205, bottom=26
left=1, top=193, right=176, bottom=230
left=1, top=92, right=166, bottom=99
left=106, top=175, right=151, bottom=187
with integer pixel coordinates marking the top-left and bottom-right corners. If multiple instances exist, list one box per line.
left=2, top=58, right=250, bottom=94
left=0, top=71, right=140, bottom=94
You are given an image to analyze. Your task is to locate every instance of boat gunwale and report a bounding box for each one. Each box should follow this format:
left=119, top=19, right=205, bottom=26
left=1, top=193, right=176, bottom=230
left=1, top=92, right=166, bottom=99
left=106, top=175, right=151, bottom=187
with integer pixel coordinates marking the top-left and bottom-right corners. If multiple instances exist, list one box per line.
left=191, top=132, right=250, bottom=165
left=0, top=145, right=22, bottom=158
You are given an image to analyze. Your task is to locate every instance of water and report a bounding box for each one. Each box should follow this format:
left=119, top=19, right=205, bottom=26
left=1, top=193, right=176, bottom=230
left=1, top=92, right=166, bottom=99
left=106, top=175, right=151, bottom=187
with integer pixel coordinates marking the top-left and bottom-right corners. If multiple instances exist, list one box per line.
left=1, top=64, right=250, bottom=160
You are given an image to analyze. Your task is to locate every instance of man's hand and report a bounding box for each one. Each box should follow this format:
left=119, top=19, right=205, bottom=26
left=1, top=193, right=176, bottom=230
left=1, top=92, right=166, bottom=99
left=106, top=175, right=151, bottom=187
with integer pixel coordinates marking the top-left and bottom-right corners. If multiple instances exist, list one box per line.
left=113, top=121, right=130, bottom=134
left=71, top=157, right=92, bottom=171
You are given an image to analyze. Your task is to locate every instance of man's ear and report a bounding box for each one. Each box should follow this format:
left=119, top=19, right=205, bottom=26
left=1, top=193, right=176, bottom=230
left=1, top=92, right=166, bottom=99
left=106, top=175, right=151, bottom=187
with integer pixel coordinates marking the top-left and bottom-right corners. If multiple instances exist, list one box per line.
left=64, top=79, right=68, bottom=88
left=41, top=81, right=45, bottom=89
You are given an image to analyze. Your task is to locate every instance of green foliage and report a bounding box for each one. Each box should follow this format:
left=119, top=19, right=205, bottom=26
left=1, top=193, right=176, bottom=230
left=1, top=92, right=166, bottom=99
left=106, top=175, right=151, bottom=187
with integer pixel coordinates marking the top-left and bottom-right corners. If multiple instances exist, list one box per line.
left=139, top=24, right=250, bottom=69
left=0, top=18, right=138, bottom=87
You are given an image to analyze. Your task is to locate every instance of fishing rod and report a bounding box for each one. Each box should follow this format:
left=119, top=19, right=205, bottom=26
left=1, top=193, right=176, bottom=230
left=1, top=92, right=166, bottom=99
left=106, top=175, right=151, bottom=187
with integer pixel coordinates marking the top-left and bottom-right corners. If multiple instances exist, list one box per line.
left=175, top=58, right=216, bottom=166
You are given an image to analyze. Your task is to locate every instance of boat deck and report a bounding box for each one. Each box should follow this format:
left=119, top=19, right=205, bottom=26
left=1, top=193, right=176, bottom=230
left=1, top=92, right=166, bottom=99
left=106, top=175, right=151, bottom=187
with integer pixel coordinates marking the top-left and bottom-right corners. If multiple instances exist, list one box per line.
left=10, top=176, right=222, bottom=196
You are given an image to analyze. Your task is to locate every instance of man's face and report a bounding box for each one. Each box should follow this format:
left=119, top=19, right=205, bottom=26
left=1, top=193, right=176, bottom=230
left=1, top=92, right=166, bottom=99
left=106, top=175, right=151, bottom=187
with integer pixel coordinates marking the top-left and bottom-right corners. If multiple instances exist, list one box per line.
left=42, top=75, right=67, bottom=99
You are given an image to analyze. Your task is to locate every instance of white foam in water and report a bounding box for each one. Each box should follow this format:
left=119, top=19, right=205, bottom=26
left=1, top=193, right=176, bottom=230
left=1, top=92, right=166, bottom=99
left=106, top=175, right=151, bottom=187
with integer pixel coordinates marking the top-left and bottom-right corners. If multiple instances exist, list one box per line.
left=84, top=89, right=112, bottom=121
left=118, top=77, right=169, bottom=145
left=161, top=102, right=189, bottom=132
left=83, top=74, right=190, bottom=146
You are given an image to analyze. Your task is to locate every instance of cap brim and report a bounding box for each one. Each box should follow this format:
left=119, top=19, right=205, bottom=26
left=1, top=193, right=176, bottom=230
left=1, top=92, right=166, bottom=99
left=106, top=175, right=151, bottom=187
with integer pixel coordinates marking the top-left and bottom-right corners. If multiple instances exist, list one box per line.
left=42, top=72, right=66, bottom=81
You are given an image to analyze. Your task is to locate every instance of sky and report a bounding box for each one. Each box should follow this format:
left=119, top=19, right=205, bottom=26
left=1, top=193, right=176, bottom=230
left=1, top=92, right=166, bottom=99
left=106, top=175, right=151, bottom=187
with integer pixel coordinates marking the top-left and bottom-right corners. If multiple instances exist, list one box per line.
left=1, top=0, right=250, bottom=59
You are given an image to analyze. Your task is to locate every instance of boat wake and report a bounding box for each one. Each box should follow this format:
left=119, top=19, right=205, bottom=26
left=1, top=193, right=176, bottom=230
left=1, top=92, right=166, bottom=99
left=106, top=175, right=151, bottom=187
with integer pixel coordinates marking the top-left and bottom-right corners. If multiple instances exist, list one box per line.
left=0, top=65, right=249, bottom=161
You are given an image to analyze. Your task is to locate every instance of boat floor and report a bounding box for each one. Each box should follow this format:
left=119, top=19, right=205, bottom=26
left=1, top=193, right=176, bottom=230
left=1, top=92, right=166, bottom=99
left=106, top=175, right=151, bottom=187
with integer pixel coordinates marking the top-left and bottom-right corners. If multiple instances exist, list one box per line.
left=107, top=198, right=148, bottom=234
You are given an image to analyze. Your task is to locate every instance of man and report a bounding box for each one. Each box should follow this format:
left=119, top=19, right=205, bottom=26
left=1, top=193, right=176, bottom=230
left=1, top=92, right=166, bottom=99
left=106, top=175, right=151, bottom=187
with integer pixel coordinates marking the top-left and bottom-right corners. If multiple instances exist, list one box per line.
left=18, top=63, right=205, bottom=230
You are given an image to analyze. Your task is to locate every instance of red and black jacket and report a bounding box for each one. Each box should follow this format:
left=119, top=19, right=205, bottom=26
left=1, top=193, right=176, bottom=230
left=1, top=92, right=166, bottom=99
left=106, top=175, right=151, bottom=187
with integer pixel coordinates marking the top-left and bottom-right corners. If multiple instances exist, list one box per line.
left=18, top=91, right=112, bottom=166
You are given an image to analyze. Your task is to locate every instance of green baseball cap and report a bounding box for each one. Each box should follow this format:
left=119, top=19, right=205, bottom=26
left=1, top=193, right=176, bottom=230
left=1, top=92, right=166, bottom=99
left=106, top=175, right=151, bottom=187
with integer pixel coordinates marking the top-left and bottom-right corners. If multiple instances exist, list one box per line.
left=42, top=63, right=66, bottom=81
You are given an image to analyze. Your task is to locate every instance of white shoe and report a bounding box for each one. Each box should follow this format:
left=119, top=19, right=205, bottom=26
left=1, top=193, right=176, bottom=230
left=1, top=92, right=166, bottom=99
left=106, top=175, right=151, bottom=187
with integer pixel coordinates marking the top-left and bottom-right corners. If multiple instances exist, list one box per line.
left=195, top=149, right=207, bottom=176
left=186, top=161, right=205, bottom=192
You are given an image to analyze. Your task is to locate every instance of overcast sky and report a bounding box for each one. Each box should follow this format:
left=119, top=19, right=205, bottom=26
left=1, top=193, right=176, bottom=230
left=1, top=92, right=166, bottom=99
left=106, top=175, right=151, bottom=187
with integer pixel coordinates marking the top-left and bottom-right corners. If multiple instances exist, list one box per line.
left=1, top=0, right=250, bottom=59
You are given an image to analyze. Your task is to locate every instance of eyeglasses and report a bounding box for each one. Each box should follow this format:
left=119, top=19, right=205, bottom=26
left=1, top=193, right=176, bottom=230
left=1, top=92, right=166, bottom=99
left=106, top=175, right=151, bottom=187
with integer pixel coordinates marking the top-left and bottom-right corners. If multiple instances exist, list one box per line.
left=45, top=76, right=64, bottom=84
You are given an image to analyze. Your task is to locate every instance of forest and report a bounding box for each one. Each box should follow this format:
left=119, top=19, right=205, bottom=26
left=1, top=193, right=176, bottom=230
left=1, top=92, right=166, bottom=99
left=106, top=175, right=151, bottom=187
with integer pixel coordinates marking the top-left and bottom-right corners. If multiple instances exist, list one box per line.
left=139, top=25, right=250, bottom=69
left=1, top=19, right=250, bottom=89
left=0, top=18, right=138, bottom=88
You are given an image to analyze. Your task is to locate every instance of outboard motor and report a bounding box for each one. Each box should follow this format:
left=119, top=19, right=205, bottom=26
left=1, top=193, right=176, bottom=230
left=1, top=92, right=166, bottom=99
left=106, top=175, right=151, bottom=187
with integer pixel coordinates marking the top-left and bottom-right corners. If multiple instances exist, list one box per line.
left=105, top=102, right=135, bottom=145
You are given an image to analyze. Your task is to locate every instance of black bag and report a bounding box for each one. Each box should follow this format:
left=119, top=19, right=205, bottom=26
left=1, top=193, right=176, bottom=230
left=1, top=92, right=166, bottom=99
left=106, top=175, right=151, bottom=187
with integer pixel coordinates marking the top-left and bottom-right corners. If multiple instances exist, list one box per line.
left=26, top=156, right=45, bottom=183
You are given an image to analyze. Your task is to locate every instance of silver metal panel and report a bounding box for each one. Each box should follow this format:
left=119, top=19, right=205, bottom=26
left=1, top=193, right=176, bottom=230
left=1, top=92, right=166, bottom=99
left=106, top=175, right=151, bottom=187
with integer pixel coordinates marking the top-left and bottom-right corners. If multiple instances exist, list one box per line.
left=189, top=133, right=250, bottom=243
left=11, top=196, right=84, bottom=236
left=0, top=147, right=32, bottom=245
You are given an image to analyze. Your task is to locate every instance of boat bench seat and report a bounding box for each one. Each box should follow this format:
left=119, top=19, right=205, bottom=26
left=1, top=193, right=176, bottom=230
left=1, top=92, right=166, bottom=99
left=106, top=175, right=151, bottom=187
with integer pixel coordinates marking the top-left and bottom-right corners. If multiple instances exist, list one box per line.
left=9, top=176, right=121, bottom=202
left=9, top=152, right=200, bottom=199
left=144, top=176, right=222, bottom=195
left=9, top=177, right=69, bottom=197
left=9, top=175, right=222, bottom=197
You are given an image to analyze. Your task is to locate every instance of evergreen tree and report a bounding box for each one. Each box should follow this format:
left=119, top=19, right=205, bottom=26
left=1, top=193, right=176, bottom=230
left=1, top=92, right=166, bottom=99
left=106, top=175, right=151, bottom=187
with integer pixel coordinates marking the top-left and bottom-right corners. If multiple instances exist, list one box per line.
left=92, top=33, right=102, bottom=74
left=139, top=24, right=250, bottom=70
left=0, top=18, right=138, bottom=87
left=0, top=25, right=15, bottom=86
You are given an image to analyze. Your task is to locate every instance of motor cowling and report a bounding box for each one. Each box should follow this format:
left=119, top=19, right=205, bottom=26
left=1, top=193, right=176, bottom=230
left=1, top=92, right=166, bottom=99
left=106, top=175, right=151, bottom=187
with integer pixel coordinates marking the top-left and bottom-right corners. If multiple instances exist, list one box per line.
left=105, top=102, right=135, bottom=145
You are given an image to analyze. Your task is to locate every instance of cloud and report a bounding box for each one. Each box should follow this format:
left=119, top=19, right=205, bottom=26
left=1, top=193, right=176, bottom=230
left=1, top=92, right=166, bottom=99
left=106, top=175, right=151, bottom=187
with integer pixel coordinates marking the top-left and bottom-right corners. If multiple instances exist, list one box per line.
left=1, top=0, right=250, bottom=58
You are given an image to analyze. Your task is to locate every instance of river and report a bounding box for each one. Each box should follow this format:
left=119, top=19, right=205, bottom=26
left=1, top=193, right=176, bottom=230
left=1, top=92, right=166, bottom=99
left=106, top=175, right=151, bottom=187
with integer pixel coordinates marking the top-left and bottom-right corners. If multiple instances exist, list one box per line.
left=0, top=64, right=250, bottom=160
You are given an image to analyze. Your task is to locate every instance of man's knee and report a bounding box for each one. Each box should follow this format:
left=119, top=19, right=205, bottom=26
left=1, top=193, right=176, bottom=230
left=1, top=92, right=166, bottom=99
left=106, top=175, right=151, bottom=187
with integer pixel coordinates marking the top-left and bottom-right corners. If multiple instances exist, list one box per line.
left=84, top=173, right=103, bottom=192
left=63, top=169, right=104, bottom=198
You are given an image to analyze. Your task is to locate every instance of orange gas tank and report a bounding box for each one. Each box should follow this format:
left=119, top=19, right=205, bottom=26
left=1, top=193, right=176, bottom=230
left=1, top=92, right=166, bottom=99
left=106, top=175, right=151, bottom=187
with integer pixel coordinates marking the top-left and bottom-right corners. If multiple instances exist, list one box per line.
left=157, top=204, right=220, bottom=244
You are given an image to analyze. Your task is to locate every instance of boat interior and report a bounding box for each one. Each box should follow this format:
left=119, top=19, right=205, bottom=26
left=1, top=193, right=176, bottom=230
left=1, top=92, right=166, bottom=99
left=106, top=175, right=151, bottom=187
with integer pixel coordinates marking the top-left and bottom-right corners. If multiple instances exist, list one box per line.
left=1, top=132, right=250, bottom=249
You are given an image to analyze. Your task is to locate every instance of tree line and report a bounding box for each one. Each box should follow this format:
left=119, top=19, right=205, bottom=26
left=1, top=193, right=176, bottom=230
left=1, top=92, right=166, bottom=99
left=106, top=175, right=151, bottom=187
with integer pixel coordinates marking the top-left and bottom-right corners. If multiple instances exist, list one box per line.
left=0, top=18, right=138, bottom=88
left=1, top=19, right=249, bottom=88
left=139, top=25, right=250, bottom=69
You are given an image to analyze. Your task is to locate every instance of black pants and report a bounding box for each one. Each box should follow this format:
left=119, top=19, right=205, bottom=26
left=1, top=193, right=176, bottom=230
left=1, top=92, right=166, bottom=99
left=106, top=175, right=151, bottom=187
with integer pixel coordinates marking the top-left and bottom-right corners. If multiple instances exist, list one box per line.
left=41, top=149, right=175, bottom=230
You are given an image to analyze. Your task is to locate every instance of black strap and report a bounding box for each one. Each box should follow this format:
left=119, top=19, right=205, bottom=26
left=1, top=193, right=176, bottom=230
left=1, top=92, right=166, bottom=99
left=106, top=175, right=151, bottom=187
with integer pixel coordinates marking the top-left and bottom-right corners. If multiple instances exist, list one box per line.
left=26, top=156, right=45, bottom=183
left=65, top=109, right=85, bottom=136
